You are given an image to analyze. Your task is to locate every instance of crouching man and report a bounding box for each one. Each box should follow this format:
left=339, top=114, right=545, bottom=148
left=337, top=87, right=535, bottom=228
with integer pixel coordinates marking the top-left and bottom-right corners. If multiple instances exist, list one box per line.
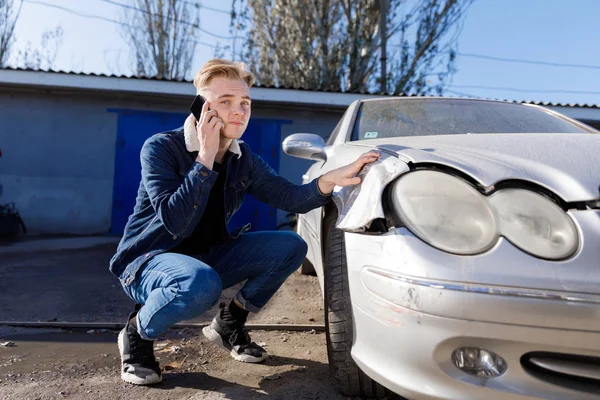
left=109, top=58, right=380, bottom=385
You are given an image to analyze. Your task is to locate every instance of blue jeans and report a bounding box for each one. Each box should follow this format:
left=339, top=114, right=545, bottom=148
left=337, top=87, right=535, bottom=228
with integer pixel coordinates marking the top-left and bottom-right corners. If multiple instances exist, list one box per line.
left=120, top=231, right=308, bottom=340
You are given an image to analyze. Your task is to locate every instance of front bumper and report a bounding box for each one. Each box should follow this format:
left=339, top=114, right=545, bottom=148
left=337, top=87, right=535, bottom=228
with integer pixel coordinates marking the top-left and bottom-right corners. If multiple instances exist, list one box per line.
left=343, top=211, right=600, bottom=400
left=351, top=302, right=600, bottom=400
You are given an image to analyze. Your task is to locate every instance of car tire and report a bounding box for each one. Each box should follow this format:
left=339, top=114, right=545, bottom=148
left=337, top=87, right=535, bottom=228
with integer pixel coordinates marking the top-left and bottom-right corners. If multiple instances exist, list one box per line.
left=323, top=211, right=390, bottom=398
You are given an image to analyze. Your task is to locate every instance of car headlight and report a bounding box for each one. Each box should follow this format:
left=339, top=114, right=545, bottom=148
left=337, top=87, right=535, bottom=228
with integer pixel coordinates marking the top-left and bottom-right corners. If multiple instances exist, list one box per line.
left=390, top=170, right=498, bottom=255
left=390, top=170, right=579, bottom=259
left=489, top=189, right=578, bottom=259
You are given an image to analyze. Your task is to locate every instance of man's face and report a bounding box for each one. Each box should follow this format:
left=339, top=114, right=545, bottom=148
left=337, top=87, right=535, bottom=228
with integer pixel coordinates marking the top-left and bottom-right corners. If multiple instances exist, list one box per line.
left=200, top=77, right=251, bottom=140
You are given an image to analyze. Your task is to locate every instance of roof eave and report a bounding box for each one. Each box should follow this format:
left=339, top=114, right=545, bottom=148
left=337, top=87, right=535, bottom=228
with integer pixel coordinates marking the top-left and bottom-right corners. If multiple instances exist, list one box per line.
left=0, top=68, right=386, bottom=108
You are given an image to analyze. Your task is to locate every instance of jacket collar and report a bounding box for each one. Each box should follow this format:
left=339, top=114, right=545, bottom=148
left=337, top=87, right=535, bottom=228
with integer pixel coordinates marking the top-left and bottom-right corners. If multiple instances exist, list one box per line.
left=183, top=114, right=242, bottom=159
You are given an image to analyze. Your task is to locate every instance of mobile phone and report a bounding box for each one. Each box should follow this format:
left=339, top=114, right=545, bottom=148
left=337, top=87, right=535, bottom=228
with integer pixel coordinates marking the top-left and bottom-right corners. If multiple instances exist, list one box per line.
left=190, top=94, right=206, bottom=120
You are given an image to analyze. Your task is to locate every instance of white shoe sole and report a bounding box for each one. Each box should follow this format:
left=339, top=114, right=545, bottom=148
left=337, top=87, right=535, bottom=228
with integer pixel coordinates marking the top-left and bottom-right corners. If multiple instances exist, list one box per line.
left=118, top=329, right=162, bottom=385
left=202, top=325, right=268, bottom=363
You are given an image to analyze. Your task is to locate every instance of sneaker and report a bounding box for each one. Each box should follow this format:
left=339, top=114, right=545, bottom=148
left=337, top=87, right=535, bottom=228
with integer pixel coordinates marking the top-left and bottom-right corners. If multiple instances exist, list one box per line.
left=118, top=310, right=162, bottom=385
left=202, top=304, right=268, bottom=363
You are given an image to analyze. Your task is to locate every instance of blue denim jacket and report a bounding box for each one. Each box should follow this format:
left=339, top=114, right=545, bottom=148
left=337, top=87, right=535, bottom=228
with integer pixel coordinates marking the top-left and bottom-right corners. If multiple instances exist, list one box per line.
left=109, top=123, right=331, bottom=287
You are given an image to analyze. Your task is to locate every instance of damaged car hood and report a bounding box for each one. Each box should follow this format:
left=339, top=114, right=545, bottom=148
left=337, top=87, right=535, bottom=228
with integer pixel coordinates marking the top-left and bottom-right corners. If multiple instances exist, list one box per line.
left=334, top=133, right=600, bottom=232
left=364, top=133, right=600, bottom=203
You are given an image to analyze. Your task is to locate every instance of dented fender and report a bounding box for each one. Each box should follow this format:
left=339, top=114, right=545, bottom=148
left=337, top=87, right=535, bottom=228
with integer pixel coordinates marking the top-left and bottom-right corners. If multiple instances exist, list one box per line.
left=332, top=153, right=409, bottom=232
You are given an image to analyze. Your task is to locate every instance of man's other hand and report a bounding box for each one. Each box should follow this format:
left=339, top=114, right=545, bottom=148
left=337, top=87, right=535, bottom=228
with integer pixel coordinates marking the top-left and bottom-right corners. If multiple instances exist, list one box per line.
left=317, top=151, right=381, bottom=195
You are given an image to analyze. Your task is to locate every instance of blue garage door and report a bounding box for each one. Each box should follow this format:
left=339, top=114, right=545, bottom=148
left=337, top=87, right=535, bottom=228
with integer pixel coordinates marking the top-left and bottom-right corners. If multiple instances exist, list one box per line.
left=110, top=109, right=287, bottom=235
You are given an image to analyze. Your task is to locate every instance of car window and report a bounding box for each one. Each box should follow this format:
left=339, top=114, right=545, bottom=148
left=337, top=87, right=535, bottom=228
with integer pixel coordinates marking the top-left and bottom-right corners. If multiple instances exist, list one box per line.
left=351, top=99, right=596, bottom=141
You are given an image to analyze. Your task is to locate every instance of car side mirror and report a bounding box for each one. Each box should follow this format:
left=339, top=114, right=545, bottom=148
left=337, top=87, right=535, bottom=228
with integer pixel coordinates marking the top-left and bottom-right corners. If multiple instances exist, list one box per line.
left=282, top=133, right=327, bottom=161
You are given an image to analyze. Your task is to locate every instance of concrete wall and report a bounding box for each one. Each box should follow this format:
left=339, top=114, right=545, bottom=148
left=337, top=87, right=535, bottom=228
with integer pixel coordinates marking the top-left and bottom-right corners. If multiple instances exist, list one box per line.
left=0, top=87, right=343, bottom=235
left=0, top=90, right=119, bottom=234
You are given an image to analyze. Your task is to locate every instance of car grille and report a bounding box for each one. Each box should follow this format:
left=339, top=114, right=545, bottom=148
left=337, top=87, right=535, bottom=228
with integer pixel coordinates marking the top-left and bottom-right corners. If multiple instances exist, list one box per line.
left=521, top=352, right=600, bottom=394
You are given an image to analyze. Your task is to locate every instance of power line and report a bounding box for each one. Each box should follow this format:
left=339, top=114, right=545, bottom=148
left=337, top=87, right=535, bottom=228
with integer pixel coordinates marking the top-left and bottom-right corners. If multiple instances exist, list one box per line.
left=23, top=0, right=133, bottom=27
left=445, top=89, right=479, bottom=98
left=98, top=0, right=239, bottom=40
left=180, top=0, right=230, bottom=15
left=193, top=40, right=216, bottom=49
left=449, top=84, right=600, bottom=95
left=22, top=0, right=217, bottom=48
left=456, top=52, right=600, bottom=70
left=389, top=44, right=600, bottom=70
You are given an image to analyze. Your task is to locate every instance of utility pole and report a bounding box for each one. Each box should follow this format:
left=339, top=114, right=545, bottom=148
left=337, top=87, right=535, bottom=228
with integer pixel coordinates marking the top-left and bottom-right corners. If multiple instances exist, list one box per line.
left=379, top=0, right=388, bottom=93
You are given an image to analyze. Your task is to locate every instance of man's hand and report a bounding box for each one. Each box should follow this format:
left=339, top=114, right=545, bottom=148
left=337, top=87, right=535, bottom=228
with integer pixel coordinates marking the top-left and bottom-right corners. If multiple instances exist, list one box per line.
left=317, top=151, right=381, bottom=195
left=196, top=100, right=224, bottom=169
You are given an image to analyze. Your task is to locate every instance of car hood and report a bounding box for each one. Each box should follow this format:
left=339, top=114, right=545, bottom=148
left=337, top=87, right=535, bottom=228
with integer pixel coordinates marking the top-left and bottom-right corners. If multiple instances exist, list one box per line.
left=358, top=133, right=600, bottom=203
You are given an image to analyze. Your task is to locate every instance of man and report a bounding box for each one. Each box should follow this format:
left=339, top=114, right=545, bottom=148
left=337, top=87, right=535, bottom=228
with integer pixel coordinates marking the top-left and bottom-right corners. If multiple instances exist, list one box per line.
left=109, top=59, right=380, bottom=385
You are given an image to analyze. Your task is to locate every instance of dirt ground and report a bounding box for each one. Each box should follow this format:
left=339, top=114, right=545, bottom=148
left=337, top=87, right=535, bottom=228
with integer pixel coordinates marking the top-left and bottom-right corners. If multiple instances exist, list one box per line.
left=0, top=327, right=345, bottom=400
left=0, top=242, right=325, bottom=326
left=0, top=240, right=400, bottom=400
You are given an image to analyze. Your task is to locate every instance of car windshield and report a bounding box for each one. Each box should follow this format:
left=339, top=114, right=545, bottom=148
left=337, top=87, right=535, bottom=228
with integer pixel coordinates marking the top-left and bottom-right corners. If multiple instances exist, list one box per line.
left=351, top=99, right=596, bottom=141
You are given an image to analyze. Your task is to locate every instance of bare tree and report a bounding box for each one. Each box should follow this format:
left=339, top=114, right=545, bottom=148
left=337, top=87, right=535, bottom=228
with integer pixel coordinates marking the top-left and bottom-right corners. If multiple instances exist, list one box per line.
left=389, top=0, right=472, bottom=95
left=15, top=26, right=64, bottom=70
left=232, top=0, right=473, bottom=95
left=0, top=0, right=23, bottom=67
left=119, top=0, right=201, bottom=80
left=232, top=0, right=352, bottom=91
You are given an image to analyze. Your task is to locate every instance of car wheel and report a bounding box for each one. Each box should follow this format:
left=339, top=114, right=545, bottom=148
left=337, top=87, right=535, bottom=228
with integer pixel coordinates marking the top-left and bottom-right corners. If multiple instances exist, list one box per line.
left=323, top=210, right=389, bottom=398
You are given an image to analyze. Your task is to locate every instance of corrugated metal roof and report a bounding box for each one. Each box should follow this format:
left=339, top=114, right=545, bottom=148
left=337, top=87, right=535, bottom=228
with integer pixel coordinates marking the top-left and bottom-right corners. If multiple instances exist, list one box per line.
left=0, top=66, right=188, bottom=82
left=1, top=66, right=598, bottom=109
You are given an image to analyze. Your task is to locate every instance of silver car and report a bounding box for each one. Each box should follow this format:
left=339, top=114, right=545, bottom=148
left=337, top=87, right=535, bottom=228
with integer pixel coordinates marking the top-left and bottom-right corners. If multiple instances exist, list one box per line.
left=283, top=98, right=600, bottom=400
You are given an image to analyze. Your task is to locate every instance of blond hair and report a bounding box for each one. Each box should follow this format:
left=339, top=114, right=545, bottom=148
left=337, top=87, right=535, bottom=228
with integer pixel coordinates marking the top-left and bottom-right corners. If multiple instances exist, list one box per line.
left=193, top=59, right=255, bottom=92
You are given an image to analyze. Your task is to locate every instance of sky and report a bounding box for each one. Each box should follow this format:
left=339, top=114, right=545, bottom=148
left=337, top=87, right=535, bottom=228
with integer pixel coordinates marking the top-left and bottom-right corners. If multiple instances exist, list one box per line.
left=7, top=0, right=600, bottom=105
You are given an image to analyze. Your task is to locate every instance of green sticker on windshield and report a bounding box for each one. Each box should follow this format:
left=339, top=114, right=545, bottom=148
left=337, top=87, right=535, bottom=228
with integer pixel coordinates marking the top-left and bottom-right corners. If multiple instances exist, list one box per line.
left=364, top=131, right=379, bottom=139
